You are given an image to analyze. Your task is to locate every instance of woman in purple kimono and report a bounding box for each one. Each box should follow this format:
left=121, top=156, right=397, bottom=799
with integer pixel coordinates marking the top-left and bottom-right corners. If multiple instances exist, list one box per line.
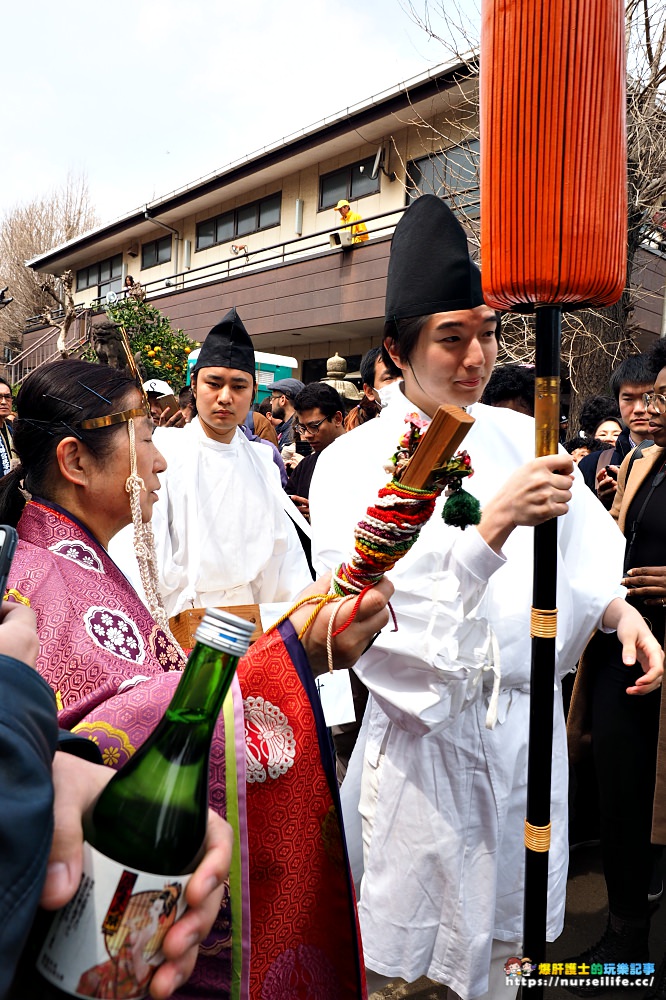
left=0, top=359, right=390, bottom=1000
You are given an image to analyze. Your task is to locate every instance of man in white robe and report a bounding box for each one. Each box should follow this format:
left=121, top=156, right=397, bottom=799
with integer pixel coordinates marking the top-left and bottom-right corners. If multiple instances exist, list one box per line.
left=308, top=196, right=663, bottom=1000
left=112, top=308, right=311, bottom=616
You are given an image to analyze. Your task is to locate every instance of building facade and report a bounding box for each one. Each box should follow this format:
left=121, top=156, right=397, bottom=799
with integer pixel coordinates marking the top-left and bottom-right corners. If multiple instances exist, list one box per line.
left=21, top=59, right=481, bottom=382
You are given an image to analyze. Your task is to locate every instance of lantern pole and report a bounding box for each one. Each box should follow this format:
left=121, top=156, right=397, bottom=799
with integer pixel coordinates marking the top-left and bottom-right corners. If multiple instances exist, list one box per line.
left=522, top=306, right=562, bottom=990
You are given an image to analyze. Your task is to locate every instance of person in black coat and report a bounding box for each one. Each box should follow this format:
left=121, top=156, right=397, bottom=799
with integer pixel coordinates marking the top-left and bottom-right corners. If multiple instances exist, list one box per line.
left=578, top=354, right=657, bottom=508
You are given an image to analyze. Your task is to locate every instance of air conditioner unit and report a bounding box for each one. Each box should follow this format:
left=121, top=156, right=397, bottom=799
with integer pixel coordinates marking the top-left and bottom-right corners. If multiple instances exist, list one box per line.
left=329, top=230, right=353, bottom=248
left=127, top=243, right=139, bottom=258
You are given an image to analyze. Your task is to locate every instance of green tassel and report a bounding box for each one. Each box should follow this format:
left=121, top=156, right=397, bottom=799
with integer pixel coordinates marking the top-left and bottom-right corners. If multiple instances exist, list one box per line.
left=442, top=489, right=481, bottom=529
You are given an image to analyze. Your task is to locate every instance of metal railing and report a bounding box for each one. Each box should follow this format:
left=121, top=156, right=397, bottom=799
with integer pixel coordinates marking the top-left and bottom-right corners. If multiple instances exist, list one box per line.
left=14, top=205, right=406, bottom=386
left=88, top=206, right=406, bottom=307
left=7, top=311, right=91, bottom=387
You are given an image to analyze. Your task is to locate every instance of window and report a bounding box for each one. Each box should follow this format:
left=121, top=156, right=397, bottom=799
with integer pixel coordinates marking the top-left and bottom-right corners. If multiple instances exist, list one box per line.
left=195, top=193, right=281, bottom=251
left=406, top=140, right=480, bottom=218
left=319, top=156, right=380, bottom=211
left=141, top=235, right=172, bottom=270
left=76, top=254, right=123, bottom=298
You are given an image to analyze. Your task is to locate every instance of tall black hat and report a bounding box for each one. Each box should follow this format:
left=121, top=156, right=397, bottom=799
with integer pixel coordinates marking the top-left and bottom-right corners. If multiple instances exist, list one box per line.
left=193, top=307, right=255, bottom=377
left=385, top=195, right=484, bottom=322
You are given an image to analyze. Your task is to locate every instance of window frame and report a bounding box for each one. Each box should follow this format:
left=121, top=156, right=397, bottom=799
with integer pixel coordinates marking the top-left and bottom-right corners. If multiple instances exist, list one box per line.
left=76, top=254, right=123, bottom=297
left=405, top=140, right=480, bottom=219
left=318, top=156, right=380, bottom=212
left=195, top=193, right=282, bottom=252
left=141, top=235, right=172, bottom=271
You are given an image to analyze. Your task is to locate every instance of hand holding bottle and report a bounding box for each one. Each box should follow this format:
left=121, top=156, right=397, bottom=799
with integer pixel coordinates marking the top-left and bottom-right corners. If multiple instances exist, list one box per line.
left=43, top=751, right=232, bottom=997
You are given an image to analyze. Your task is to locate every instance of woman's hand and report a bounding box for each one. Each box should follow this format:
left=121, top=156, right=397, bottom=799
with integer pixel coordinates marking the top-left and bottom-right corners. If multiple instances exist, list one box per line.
left=622, top=565, right=666, bottom=607
left=43, top=752, right=232, bottom=998
left=602, top=597, right=664, bottom=694
left=479, top=454, right=574, bottom=553
left=290, top=573, right=393, bottom=676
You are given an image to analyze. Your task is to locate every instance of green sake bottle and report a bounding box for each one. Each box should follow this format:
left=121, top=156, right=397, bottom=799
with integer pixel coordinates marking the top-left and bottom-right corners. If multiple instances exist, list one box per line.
left=35, top=607, right=254, bottom=999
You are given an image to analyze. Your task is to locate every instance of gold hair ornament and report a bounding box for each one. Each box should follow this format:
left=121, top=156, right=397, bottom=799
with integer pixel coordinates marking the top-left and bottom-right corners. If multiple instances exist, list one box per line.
left=80, top=402, right=150, bottom=430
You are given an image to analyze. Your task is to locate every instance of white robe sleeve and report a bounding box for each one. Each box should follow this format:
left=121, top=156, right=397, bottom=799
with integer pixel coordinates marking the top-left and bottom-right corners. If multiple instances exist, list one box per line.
left=310, top=427, right=505, bottom=735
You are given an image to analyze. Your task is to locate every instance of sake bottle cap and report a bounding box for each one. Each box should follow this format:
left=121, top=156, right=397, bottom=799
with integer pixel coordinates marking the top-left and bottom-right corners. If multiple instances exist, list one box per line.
left=195, top=608, right=254, bottom=657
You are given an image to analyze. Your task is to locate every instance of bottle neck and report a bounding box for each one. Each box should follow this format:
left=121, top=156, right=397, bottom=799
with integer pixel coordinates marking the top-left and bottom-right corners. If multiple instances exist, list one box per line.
left=166, top=641, right=240, bottom=725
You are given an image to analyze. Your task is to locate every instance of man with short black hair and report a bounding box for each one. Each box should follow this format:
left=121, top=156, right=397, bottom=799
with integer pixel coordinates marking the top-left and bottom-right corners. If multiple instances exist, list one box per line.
left=345, top=348, right=399, bottom=430
left=480, top=362, right=536, bottom=416
left=578, top=354, right=657, bottom=507
left=269, top=377, right=305, bottom=450
left=286, top=382, right=345, bottom=522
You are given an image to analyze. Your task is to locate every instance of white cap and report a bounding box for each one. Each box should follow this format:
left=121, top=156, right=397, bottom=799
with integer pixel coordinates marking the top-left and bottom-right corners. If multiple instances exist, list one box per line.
left=142, top=378, right=173, bottom=396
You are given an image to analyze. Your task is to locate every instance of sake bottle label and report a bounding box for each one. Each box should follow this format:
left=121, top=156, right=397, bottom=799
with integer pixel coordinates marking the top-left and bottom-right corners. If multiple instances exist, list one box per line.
left=38, top=842, right=191, bottom=999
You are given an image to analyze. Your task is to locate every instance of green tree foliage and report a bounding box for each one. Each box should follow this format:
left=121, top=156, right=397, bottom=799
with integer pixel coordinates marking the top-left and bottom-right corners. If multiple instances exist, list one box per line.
left=104, top=297, right=196, bottom=384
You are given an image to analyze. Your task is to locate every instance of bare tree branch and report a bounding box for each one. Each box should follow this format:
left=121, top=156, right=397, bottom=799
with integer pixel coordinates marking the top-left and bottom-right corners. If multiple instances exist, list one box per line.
left=0, top=172, right=97, bottom=359
left=403, top=0, right=666, bottom=431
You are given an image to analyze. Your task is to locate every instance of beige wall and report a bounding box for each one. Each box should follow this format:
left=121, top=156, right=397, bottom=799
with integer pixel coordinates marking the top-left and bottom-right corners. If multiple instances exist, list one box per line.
left=70, top=100, right=477, bottom=310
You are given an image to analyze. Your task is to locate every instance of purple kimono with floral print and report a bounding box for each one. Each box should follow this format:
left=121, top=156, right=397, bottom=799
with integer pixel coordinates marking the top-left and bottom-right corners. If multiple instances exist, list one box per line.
left=7, top=500, right=241, bottom=998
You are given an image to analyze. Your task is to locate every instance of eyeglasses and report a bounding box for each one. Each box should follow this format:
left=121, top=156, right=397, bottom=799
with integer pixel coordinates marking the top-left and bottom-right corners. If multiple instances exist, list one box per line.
left=643, top=392, right=666, bottom=414
left=0, top=394, right=12, bottom=402
left=295, top=416, right=330, bottom=435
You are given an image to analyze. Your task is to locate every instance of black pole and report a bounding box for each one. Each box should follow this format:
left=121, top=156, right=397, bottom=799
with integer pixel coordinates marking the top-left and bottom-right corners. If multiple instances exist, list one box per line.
left=522, top=306, right=562, bottom=995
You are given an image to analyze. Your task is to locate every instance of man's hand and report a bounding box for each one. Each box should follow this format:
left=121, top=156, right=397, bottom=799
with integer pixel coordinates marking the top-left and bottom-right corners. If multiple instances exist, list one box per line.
left=289, top=495, right=310, bottom=522
left=289, top=574, right=393, bottom=675
left=601, top=597, right=664, bottom=694
left=479, top=454, right=574, bottom=553
left=44, top=752, right=232, bottom=998
left=622, top=565, right=666, bottom=607
left=157, top=408, right=186, bottom=428
left=596, top=464, right=619, bottom=504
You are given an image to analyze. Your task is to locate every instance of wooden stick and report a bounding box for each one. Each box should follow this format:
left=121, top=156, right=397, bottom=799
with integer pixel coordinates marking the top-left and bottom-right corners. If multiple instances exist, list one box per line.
left=400, top=404, right=475, bottom=489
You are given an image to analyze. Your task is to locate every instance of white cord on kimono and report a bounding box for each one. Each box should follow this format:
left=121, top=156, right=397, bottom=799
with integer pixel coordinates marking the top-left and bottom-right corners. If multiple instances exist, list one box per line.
left=126, top=419, right=185, bottom=665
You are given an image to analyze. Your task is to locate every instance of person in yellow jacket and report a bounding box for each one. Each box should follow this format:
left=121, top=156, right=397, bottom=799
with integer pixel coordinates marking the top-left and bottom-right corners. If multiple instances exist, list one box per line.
left=334, top=199, right=369, bottom=243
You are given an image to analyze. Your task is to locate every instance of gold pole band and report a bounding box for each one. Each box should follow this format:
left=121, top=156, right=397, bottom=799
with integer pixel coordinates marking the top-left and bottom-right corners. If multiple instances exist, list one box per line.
left=530, top=607, right=558, bottom=638
left=524, top=820, right=551, bottom=852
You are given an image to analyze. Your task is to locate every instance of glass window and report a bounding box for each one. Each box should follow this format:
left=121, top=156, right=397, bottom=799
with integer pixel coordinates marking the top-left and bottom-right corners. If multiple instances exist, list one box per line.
left=351, top=157, right=379, bottom=199
left=157, top=237, right=171, bottom=264
left=196, top=219, right=216, bottom=250
left=406, top=141, right=480, bottom=218
left=142, top=243, right=156, bottom=269
left=237, top=204, right=259, bottom=237
left=215, top=212, right=234, bottom=243
left=320, top=157, right=380, bottom=211
left=195, top=193, right=281, bottom=251
left=76, top=255, right=122, bottom=296
left=142, top=236, right=172, bottom=269
left=259, top=193, right=281, bottom=229
left=320, top=170, right=348, bottom=210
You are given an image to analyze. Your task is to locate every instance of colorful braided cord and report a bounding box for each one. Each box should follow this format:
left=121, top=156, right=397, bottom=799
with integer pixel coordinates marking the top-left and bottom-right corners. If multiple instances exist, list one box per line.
left=332, top=478, right=440, bottom=596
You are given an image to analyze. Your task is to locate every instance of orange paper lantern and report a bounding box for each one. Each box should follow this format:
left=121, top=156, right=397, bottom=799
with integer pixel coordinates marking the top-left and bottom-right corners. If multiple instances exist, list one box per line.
left=480, top=0, right=627, bottom=310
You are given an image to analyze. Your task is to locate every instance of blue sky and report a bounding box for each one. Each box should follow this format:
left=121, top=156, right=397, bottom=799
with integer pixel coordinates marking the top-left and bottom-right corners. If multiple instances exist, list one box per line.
left=1, top=0, right=480, bottom=224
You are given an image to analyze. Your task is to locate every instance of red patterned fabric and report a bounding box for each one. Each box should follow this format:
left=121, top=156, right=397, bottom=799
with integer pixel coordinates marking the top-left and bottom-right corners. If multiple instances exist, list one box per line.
left=244, top=625, right=366, bottom=999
